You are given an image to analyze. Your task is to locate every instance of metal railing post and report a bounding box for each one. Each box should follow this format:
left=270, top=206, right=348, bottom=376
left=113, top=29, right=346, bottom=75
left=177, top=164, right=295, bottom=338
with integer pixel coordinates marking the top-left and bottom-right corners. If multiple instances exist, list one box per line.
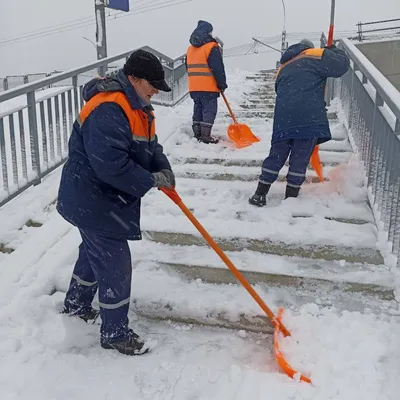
left=26, top=91, right=42, bottom=184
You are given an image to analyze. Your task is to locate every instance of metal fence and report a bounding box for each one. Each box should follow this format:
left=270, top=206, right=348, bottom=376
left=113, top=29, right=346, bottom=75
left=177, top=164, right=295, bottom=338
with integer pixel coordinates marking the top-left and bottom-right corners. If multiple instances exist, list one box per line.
left=0, top=46, right=188, bottom=207
left=356, top=18, right=400, bottom=42
left=0, top=73, right=52, bottom=92
left=323, top=34, right=400, bottom=267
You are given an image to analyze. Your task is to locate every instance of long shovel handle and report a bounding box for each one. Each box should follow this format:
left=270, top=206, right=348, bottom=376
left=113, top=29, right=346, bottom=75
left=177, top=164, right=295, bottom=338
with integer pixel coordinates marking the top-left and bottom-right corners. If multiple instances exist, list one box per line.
left=222, top=93, right=239, bottom=125
left=160, top=187, right=291, bottom=337
left=327, top=0, right=336, bottom=46
left=311, top=0, right=335, bottom=182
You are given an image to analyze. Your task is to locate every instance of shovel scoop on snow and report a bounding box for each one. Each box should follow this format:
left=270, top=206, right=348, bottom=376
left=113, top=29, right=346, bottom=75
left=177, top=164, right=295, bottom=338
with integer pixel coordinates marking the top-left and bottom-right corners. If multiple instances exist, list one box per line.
left=160, top=187, right=311, bottom=383
left=310, top=145, right=324, bottom=182
left=222, top=93, right=260, bottom=148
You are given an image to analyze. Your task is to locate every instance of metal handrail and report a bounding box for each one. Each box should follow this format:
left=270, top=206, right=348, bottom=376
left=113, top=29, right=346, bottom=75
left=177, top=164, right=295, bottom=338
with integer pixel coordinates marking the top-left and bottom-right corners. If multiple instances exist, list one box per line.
left=0, top=45, right=185, bottom=102
left=0, top=45, right=188, bottom=208
left=340, top=38, right=400, bottom=125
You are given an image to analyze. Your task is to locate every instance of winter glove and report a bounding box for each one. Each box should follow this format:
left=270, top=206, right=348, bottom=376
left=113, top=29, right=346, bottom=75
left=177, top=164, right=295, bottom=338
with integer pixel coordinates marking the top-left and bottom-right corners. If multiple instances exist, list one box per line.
left=324, top=44, right=336, bottom=49
left=218, top=84, right=227, bottom=93
left=152, top=169, right=175, bottom=189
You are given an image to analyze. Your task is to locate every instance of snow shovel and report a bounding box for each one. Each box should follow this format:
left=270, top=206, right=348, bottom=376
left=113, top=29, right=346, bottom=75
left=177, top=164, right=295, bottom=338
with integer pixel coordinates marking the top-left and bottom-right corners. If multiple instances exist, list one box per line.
left=310, top=146, right=324, bottom=182
left=160, top=187, right=311, bottom=383
left=310, top=1, right=337, bottom=183
left=221, top=93, right=260, bottom=148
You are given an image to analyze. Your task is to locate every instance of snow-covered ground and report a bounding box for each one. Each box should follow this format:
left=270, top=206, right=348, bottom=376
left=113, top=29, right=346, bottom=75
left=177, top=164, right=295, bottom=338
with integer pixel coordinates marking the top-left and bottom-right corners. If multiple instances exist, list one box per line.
left=0, top=68, right=399, bottom=399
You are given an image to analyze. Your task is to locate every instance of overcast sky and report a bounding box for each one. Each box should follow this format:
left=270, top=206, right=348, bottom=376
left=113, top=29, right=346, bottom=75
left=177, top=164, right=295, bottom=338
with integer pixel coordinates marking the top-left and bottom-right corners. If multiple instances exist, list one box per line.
left=0, top=0, right=399, bottom=76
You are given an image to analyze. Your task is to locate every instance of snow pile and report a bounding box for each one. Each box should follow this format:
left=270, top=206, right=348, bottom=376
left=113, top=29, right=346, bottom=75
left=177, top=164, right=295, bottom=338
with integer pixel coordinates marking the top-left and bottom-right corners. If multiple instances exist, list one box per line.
left=278, top=305, right=400, bottom=399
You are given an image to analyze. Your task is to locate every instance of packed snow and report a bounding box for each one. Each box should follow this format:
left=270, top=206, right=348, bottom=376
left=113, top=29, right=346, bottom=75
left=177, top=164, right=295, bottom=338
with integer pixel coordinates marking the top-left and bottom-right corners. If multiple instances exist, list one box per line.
left=0, top=68, right=399, bottom=399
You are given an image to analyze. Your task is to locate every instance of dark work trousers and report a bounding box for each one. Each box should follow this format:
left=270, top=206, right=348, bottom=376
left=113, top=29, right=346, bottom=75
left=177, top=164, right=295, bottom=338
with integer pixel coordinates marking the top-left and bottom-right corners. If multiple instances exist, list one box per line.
left=192, top=96, right=218, bottom=130
left=259, top=138, right=317, bottom=188
left=64, top=228, right=132, bottom=344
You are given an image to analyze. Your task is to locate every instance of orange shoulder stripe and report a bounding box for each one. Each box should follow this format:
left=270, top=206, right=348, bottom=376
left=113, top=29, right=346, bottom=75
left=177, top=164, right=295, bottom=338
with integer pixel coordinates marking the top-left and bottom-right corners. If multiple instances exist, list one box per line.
left=78, top=92, right=155, bottom=140
left=275, top=48, right=325, bottom=79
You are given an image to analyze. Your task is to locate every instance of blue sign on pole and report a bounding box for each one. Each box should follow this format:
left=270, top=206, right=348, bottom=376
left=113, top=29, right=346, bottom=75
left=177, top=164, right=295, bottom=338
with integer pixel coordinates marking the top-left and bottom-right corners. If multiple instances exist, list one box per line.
left=106, top=0, right=130, bottom=12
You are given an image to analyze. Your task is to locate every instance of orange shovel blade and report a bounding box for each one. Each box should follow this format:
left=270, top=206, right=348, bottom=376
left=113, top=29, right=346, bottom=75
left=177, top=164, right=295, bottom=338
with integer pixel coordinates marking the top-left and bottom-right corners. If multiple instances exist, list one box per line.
left=310, top=146, right=324, bottom=182
left=228, top=123, right=260, bottom=149
left=273, top=308, right=312, bottom=383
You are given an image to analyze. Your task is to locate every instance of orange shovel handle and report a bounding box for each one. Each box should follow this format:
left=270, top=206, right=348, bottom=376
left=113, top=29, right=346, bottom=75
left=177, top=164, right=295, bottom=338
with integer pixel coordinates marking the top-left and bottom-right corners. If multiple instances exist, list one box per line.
left=160, top=187, right=291, bottom=337
left=222, top=93, right=238, bottom=125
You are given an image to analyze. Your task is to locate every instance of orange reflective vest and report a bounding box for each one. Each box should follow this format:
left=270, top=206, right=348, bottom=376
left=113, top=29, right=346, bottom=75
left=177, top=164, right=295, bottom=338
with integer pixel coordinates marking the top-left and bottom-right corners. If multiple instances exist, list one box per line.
left=186, top=42, right=220, bottom=93
left=275, top=48, right=325, bottom=79
left=78, top=91, right=156, bottom=142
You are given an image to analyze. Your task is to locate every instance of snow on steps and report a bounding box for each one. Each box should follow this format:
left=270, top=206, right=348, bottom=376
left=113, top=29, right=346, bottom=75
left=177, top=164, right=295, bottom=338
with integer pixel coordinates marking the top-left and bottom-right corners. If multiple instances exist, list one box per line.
left=0, top=212, right=395, bottom=336
left=222, top=110, right=339, bottom=121
left=172, top=163, right=328, bottom=183
left=132, top=240, right=392, bottom=290
left=173, top=152, right=350, bottom=167
left=133, top=68, right=394, bottom=330
left=0, top=168, right=60, bottom=254
left=142, top=227, right=383, bottom=265
left=128, top=261, right=396, bottom=333
left=1, top=68, right=392, bottom=337
left=143, top=178, right=374, bottom=224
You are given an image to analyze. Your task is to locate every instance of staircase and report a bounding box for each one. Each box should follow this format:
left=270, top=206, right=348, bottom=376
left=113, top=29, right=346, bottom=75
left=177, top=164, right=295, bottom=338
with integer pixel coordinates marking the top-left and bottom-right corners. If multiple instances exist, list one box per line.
left=129, top=69, right=396, bottom=334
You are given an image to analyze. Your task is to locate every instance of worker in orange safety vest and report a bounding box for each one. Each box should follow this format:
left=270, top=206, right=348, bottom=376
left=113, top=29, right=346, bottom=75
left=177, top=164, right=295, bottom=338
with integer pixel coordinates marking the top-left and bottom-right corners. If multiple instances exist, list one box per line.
left=186, top=20, right=227, bottom=144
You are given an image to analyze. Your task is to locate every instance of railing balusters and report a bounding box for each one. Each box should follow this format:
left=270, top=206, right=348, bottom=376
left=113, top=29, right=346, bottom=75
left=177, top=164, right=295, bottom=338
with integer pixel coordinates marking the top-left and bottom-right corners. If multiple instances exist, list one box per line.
left=329, top=36, right=400, bottom=268
left=18, top=110, right=28, bottom=180
left=8, top=113, right=19, bottom=186
left=0, top=46, right=185, bottom=207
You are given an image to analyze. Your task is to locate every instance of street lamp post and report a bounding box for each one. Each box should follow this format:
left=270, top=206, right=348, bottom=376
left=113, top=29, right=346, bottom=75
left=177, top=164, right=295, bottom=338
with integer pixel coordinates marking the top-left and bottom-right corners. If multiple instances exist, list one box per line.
left=280, top=0, right=287, bottom=53
left=276, top=0, right=287, bottom=68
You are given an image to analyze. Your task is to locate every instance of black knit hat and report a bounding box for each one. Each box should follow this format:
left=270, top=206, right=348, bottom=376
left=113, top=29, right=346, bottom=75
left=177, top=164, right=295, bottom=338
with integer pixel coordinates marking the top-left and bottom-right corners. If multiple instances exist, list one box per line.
left=123, top=49, right=171, bottom=92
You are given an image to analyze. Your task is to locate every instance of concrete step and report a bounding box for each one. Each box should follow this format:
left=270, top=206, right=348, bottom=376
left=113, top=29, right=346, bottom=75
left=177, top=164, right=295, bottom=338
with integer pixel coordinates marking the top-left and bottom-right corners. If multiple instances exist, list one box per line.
left=244, top=92, right=276, bottom=100
left=174, top=156, right=342, bottom=168
left=173, top=163, right=327, bottom=183
left=247, top=71, right=276, bottom=78
left=161, top=262, right=394, bottom=301
left=173, top=150, right=351, bottom=168
left=239, top=103, right=275, bottom=110
left=246, top=89, right=277, bottom=96
left=320, top=138, right=352, bottom=152
left=247, top=98, right=276, bottom=105
left=133, top=240, right=390, bottom=288
left=127, top=260, right=396, bottom=333
left=143, top=229, right=383, bottom=265
left=144, top=177, right=374, bottom=225
left=245, top=76, right=275, bottom=82
left=224, top=110, right=339, bottom=121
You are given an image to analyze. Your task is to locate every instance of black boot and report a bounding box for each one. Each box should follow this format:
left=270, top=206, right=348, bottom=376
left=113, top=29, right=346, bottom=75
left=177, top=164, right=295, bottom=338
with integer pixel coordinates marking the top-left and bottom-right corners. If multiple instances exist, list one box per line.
left=199, top=124, right=219, bottom=144
left=101, top=329, right=149, bottom=356
left=285, top=185, right=300, bottom=199
left=192, top=123, right=201, bottom=140
left=249, top=182, right=271, bottom=207
left=61, top=306, right=100, bottom=323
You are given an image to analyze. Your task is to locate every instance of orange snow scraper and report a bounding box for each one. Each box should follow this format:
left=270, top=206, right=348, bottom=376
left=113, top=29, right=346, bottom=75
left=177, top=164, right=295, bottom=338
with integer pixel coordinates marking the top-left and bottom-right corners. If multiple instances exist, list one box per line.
left=161, top=187, right=312, bottom=383
left=222, top=93, right=260, bottom=148
left=310, top=146, right=324, bottom=182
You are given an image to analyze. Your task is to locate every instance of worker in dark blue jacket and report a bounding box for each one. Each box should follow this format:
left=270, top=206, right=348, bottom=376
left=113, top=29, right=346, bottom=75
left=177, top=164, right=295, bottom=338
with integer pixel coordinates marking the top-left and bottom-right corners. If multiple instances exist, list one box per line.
left=186, top=20, right=227, bottom=144
left=249, top=39, right=350, bottom=206
left=57, top=50, right=175, bottom=355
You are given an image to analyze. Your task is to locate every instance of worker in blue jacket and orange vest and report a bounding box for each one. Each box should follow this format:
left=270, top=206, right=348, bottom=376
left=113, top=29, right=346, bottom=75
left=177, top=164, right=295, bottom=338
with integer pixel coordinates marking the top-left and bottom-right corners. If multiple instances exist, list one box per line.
left=57, top=49, right=175, bottom=356
left=186, top=20, right=227, bottom=144
left=249, top=38, right=350, bottom=206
